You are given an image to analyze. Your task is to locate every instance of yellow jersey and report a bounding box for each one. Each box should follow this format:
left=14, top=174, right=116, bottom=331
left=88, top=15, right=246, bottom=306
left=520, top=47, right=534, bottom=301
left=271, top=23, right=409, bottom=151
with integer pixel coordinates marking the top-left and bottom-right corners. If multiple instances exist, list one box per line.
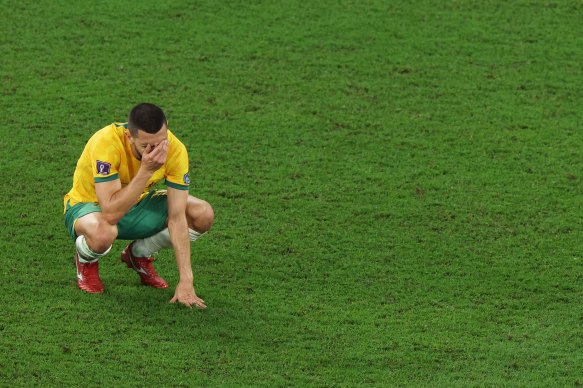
left=64, top=122, right=190, bottom=212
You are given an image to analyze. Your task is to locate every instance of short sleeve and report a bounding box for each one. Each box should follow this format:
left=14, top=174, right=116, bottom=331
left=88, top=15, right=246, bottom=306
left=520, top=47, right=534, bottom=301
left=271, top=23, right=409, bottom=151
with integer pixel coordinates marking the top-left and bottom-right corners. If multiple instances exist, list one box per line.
left=91, top=136, right=121, bottom=183
left=165, top=136, right=190, bottom=190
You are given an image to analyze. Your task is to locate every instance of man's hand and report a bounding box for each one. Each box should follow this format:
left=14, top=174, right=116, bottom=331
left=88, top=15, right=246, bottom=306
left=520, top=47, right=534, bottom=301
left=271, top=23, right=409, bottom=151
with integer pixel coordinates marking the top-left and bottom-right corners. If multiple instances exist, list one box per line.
left=170, top=281, right=207, bottom=309
left=141, top=140, right=169, bottom=173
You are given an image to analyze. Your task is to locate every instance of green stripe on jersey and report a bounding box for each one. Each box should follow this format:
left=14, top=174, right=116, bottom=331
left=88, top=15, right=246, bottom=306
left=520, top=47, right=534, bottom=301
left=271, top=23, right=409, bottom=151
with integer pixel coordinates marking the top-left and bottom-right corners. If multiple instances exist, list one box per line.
left=95, top=173, right=120, bottom=183
left=166, top=180, right=189, bottom=190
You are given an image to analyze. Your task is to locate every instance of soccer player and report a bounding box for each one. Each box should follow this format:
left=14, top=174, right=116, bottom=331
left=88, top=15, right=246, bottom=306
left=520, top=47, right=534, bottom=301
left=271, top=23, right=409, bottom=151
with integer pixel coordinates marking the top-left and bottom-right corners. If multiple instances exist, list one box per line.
left=63, top=103, right=213, bottom=308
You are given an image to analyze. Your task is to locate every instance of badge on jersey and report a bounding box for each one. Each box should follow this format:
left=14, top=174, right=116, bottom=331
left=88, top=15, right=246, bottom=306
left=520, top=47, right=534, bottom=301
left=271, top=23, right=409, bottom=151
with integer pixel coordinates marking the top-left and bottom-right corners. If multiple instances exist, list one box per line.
left=96, top=160, right=111, bottom=175
left=184, top=173, right=191, bottom=184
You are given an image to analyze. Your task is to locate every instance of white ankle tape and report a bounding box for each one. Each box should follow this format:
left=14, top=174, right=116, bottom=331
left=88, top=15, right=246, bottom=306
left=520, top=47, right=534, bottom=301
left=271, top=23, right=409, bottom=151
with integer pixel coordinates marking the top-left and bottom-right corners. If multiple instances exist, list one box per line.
left=189, top=229, right=204, bottom=242
left=75, top=235, right=111, bottom=262
left=77, top=255, right=98, bottom=264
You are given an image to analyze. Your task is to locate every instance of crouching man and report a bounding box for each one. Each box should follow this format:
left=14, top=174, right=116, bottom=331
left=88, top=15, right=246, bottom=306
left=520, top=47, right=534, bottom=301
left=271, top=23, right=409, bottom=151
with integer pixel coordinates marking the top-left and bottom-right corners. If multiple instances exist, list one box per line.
left=63, top=103, right=213, bottom=308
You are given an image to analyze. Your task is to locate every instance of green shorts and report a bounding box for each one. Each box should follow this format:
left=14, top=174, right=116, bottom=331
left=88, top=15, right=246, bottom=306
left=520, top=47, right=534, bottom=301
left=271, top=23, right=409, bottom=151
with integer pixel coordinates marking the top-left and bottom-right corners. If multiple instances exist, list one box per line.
left=64, top=190, right=169, bottom=241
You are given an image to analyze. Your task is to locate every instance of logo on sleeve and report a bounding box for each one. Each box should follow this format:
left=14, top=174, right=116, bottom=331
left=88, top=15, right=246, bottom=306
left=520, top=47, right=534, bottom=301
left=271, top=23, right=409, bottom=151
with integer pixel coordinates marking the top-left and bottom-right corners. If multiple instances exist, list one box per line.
left=96, top=161, right=111, bottom=175
left=184, top=173, right=190, bottom=184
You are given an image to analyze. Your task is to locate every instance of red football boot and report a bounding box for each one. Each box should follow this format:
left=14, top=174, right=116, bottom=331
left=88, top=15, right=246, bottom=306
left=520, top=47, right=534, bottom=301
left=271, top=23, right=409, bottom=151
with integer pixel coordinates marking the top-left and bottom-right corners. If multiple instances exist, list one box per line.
left=75, top=253, right=104, bottom=293
left=121, top=241, right=168, bottom=288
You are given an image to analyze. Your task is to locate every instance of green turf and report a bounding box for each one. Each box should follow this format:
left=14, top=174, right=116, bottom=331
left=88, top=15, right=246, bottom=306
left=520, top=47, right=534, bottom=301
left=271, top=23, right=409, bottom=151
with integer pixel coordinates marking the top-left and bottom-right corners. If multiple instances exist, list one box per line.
left=2, top=0, right=583, bottom=386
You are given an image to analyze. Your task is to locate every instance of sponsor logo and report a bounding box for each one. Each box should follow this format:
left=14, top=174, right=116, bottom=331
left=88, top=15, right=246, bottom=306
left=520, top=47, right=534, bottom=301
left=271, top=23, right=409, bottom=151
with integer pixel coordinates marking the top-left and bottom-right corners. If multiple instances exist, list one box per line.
left=129, top=256, right=147, bottom=274
left=76, top=259, right=83, bottom=281
left=96, top=160, right=111, bottom=175
left=184, top=173, right=191, bottom=184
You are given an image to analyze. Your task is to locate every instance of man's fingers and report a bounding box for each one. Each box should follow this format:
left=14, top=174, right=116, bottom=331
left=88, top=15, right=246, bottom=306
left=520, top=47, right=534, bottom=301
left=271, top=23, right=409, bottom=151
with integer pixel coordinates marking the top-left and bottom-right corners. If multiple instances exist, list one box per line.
left=148, top=143, right=161, bottom=158
left=170, top=298, right=193, bottom=309
left=148, top=141, right=168, bottom=163
left=194, top=299, right=207, bottom=308
left=170, top=296, right=204, bottom=309
left=158, top=141, right=169, bottom=159
left=170, top=285, right=206, bottom=309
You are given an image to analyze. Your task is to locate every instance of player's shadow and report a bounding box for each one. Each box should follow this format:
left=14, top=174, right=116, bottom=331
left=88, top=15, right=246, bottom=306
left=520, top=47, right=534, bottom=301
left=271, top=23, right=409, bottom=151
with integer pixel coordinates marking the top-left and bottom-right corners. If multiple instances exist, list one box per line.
left=94, top=245, right=254, bottom=334
left=105, top=278, right=252, bottom=335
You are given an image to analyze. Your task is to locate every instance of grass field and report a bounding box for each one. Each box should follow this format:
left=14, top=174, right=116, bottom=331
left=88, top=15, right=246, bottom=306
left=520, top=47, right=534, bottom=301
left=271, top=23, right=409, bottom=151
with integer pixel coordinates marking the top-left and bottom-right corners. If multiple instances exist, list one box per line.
left=2, top=0, right=583, bottom=386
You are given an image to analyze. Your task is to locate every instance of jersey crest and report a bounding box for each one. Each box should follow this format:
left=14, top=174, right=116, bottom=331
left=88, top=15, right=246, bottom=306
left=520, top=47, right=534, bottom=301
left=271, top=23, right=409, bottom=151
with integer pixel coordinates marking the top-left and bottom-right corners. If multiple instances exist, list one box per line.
left=96, top=160, right=111, bottom=175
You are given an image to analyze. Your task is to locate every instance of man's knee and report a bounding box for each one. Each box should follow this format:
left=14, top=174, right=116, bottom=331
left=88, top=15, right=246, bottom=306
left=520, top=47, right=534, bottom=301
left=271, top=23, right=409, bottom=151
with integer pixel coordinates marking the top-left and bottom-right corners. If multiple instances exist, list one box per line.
left=75, top=214, right=118, bottom=253
left=186, top=197, right=214, bottom=233
left=201, top=201, right=215, bottom=231
left=92, top=222, right=118, bottom=252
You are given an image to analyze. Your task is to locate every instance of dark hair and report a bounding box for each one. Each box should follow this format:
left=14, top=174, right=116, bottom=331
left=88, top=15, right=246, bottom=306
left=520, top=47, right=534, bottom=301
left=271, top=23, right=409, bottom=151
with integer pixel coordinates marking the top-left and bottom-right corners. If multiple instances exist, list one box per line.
left=128, top=103, right=167, bottom=136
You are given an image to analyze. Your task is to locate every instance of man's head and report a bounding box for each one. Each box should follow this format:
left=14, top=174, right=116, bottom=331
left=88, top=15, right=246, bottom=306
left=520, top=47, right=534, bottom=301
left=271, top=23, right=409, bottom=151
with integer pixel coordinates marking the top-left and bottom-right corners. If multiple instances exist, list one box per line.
left=126, top=103, right=169, bottom=161
left=128, top=103, right=167, bottom=136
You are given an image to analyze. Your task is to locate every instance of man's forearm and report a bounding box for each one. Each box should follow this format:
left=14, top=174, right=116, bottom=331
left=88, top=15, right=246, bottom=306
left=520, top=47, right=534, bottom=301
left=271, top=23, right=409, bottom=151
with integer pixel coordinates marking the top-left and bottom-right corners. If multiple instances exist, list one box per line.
left=168, top=215, right=193, bottom=282
left=101, top=169, right=152, bottom=225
